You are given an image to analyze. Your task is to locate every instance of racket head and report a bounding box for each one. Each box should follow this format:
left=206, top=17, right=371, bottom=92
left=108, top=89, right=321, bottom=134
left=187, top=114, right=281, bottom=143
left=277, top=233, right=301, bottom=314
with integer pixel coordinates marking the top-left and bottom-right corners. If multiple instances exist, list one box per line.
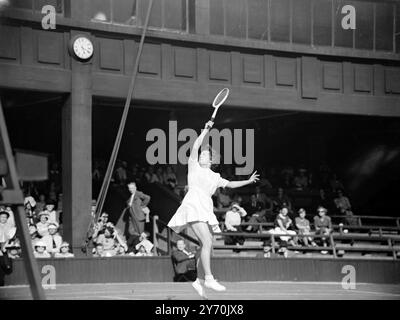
left=212, top=88, right=230, bottom=109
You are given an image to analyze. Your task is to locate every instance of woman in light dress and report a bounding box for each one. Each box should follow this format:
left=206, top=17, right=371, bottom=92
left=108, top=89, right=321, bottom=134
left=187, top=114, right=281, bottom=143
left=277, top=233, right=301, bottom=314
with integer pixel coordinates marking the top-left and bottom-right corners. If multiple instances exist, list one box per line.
left=168, top=120, right=259, bottom=297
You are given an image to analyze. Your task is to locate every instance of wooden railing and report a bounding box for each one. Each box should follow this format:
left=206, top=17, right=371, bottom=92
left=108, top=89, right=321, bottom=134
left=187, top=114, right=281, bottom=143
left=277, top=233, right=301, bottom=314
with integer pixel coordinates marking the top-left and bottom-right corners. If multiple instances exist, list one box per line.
left=153, top=216, right=400, bottom=260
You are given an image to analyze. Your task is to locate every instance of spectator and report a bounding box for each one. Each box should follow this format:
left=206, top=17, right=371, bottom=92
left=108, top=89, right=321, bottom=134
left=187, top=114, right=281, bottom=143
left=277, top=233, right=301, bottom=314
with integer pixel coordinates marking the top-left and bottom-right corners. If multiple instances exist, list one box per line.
left=164, top=166, right=178, bottom=190
left=0, top=211, right=16, bottom=251
left=224, top=203, right=247, bottom=248
left=244, top=194, right=266, bottom=231
left=293, top=168, right=308, bottom=190
left=134, top=232, right=154, bottom=255
left=155, top=167, right=165, bottom=184
left=295, top=208, right=316, bottom=247
left=6, top=242, right=21, bottom=259
left=92, top=212, right=109, bottom=242
left=35, top=194, right=46, bottom=214
left=93, top=243, right=105, bottom=257
left=258, top=169, right=273, bottom=189
left=115, top=161, right=128, bottom=185
left=144, top=166, right=158, bottom=184
left=135, top=245, right=149, bottom=256
left=33, top=240, right=51, bottom=258
left=257, top=246, right=273, bottom=258
left=54, top=242, right=74, bottom=258
left=171, top=239, right=198, bottom=282
left=214, top=187, right=232, bottom=209
left=334, top=190, right=352, bottom=214
left=272, top=188, right=292, bottom=213
left=313, top=206, right=332, bottom=253
left=123, top=182, right=151, bottom=252
left=95, top=225, right=127, bottom=257
left=0, top=245, right=12, bottom=286
left=2, top=206, right=15, bottom=228
left=36, top=212, right=50, bottom=237
left=270, top=206, right=297, bottom=246
left=41, top=222, right=63, bottom=255
left=29, top=224, right=40, bottom=243
left=41, top=200, right=58, bottom=223
left=24, top=201, right=36, bottom=226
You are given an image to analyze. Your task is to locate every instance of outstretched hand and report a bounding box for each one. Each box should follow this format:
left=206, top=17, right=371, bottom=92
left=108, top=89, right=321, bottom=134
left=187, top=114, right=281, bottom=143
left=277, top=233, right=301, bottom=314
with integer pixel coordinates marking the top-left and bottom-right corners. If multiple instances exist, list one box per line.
left=248, top=171, right=260, bottom=184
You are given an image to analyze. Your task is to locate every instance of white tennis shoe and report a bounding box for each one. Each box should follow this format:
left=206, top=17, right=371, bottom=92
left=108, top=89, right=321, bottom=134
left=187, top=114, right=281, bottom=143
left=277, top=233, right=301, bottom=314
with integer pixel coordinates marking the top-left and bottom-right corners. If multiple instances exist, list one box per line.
left=204, top=276, right=226, bottom=292
left=192, top=279, right=208, bottom=299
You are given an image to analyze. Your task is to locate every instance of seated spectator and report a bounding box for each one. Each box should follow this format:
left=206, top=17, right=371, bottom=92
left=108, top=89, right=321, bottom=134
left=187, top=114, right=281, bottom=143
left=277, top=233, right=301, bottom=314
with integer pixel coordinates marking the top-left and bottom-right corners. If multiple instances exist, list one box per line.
left=215, top=187, right=232, bottom=209
left=0, top=211, right=16, bottom=250
left=135, top=232, right=154, bottom=255
left=333, top=190, right=351, bottom=214
left=36, top=212, right=50, bottom=237
left=6, top=242, right=21, bottom=259
left=313, top=206, right=332, bottom=253
left=272, top=188, right=292, bottom=213
left=171, top=239, right=198, bottom=282
left=144, top=166, right=159, bottom=184
left=54, top=242, right=74, bottom=258
left=29, top=224, right=40, bottom=243
left=41, top=222, right=63, bottom=255
left=35, top=194, right=46, bottom=215
left=0, top=245, right=12, bottom=287
left=33, top=240, right=51, bottom=258
left=92, top=212, right=109, bottom=242
left=155, top=167, right=165, bottom=184
left=93, top=243, right=105, bottom=257
left=244, top=194, right=266, bottom=231
left=0, top=206, right=15, bottom=228
left=224, top=203, right=247, bottom=247
left=258, top=169, right=273, bottom=189
left=269, top=206, right=297, bottom=246
left=41, top=200, right=58, bottom=223
left=95, top=225, right=128, bottom=257
left=293, top=168, right=309, bottom=190
left=163, top=166, right=178, bottom=190
left=295, top=208, right=316, bottom=247
left=24, top=201, right=36, bottom=226
left=257, top=246, right=273, bottom=258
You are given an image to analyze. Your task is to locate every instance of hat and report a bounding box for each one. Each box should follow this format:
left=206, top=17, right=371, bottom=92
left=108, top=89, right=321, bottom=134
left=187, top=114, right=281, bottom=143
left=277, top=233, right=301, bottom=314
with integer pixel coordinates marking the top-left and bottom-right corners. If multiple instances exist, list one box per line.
left=34, top=240, right=46, bottom=248
left=60, top=241, right=69, bottom=248
left=38, top=211, right=49, bottom=217
left=24, top=196, right=36, bottom=207
left=100, top=212, right=109, bottom=218
left=231, top=202, right=240, bottom=210
left=48, top=222, right=59, bottom=229
left=0, top=210, right=10, bottom=218
left=45, top=199, right=56, bottom=206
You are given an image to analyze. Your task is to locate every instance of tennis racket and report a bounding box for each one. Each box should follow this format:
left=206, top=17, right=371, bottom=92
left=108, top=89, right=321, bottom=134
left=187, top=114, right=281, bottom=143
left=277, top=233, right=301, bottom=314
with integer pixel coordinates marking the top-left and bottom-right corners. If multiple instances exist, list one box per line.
left=206, top=88, right=230, bottom=129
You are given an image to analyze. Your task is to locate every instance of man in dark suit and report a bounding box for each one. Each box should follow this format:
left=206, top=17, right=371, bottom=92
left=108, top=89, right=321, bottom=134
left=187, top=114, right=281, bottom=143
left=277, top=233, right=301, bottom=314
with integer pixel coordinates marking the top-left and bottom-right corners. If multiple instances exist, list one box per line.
left=171, top=240, right=198, bottom=282
left=0, top=246, right=12, bottom=286
left=123, top=182, right=151, bottom=253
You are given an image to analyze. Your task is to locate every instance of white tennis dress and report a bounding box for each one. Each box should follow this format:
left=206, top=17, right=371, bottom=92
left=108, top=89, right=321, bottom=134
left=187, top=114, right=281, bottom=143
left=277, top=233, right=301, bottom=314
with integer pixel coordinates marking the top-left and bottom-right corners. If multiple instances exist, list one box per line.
left=168, top=157, right=229, bottom=234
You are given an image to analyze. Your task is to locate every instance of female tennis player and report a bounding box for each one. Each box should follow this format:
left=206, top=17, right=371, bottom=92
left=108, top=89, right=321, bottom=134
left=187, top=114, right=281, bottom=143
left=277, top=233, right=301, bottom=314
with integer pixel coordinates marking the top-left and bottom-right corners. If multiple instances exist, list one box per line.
left=167, top=120, right=259, bottom=297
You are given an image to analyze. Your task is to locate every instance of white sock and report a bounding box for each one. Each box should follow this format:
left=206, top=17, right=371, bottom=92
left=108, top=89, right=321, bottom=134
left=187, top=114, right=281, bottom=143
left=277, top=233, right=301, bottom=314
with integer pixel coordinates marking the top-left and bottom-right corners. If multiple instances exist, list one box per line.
left=205, top=275, right=214, bottom=281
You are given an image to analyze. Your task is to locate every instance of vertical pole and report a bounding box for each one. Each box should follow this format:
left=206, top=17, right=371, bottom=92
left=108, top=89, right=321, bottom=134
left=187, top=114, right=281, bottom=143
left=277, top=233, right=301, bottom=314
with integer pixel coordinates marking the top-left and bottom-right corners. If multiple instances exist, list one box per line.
left=0, top=100, right=45, bottom=300
left=152, top=215, right=158, bottom=255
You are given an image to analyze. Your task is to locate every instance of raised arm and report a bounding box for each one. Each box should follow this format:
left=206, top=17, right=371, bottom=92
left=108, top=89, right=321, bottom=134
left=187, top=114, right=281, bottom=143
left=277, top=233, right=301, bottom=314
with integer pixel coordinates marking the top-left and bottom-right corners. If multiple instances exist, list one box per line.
left=225, top=171, right=260, bottom=189
left=189, top=121, right=214, bottom=162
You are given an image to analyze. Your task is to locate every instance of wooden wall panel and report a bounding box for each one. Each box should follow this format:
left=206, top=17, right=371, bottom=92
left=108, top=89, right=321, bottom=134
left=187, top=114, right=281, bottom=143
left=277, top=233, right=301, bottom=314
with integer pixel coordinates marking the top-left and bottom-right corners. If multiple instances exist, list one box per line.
left=242, top=54, right=263, bottom=85
left=174, top=47, right=196, bottom=79
left=37, top=31, right=64, bottom=66
left=384, top=68, right=400, bottom=94
left=275, top=57, right=296, bottom=87
left=138, top=43, right=161, bottom=77
left=354, top=65, right=373, bottom=93
left=301, top=56, right=319, bottom=98
left=99, top=38, right=124, bottom=72
left=0, top=26, right=20, bottom=61
left=323, top=62, right=342, bottom=91
left=209, top=51, right=231, bottom=82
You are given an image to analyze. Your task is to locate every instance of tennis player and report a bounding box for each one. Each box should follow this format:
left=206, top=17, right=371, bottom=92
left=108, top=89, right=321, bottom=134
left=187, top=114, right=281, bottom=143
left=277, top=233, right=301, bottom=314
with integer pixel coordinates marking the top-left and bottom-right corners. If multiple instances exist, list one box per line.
left=168, top=120, right=259, bottom=297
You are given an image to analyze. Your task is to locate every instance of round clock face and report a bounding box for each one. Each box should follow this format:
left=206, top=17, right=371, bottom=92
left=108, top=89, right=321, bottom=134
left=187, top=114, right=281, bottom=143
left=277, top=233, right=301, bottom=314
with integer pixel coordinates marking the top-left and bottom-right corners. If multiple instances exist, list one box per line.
left=72, top=37, right=93, bottom=61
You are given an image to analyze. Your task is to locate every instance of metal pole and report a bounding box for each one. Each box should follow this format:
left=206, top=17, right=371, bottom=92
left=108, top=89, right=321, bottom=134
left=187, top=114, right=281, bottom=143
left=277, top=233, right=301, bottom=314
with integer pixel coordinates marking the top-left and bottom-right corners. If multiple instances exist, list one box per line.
left=91, top=0, right=155, bottom=229
left=0, top=99, right=45, bottom=299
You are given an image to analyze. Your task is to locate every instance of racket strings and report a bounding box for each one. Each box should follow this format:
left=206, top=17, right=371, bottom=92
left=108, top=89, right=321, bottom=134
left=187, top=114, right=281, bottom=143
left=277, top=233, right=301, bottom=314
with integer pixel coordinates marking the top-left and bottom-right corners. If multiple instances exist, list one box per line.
left=213, top=88, right=229, bottom=107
